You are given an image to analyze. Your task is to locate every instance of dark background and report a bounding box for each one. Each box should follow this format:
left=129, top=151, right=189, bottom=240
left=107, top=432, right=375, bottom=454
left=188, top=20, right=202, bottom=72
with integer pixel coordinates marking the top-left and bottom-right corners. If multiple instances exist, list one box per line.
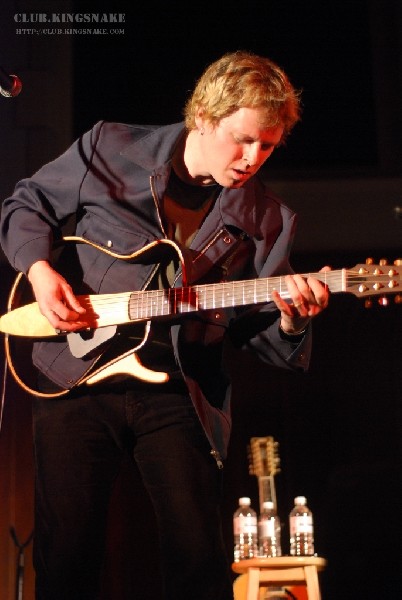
left=1, top=0, right=401, bottom=598
left=71, top=0, right=378, bottom=171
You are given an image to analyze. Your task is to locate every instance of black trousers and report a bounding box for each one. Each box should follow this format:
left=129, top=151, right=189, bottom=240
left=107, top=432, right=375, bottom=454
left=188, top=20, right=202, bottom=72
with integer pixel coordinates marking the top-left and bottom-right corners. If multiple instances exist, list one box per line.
left=32, top=383, right=234, bottom=600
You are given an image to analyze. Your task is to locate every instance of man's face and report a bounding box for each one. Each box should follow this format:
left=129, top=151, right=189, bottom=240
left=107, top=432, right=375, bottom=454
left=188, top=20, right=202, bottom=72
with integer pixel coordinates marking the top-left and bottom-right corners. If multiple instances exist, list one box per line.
left=195, top=107, right=284, bottom=188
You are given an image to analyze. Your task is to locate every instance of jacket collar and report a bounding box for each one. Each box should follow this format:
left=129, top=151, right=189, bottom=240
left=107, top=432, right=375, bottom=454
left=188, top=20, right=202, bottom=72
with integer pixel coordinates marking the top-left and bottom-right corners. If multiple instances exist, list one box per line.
left=120, top=122, right=186, bottom=171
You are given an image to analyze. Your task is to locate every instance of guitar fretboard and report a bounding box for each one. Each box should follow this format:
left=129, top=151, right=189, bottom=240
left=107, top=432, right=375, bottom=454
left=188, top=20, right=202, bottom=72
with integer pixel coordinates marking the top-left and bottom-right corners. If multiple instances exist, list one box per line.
left=128, top=270, right=346, bottom=320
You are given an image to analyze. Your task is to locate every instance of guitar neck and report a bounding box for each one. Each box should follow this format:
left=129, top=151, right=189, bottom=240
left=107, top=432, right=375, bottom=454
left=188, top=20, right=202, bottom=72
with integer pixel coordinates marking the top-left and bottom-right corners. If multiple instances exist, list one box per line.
left=128, top=270, right=344, bottom=320
left=258, top=475, right=278, bottom=514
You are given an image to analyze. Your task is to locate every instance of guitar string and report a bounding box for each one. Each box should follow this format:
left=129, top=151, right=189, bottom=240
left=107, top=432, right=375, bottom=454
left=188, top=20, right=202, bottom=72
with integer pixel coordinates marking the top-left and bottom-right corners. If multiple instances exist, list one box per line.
left=84, top=271, right=396, bottom=303
left=79, top=270, right=399, bottom=322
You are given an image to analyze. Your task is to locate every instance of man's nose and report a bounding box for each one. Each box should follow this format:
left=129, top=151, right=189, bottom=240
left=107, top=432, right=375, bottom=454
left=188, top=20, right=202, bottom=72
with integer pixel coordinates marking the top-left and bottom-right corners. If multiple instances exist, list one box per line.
left=243, top=144, right=260, bottom=166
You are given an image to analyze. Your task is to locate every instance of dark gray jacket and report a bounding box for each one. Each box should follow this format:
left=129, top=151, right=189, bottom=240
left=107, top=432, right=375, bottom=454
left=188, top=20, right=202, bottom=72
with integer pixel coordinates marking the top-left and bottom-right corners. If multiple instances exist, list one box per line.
left=1, top=121, right=311, bottom=461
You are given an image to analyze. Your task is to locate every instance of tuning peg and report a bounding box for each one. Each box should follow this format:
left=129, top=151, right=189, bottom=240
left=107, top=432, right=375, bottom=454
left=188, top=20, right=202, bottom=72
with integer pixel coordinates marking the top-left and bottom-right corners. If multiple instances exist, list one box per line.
left=394, top=259, right=402, bottom=266
left=379, top=258, right=388, bottom=266
left=365, top=257, right=374, bottom=265
left=394, top=294, right=402, bottom=304
left=378, top=296, right=389, bottom=306
left=364, top=298, right=373, bottom=309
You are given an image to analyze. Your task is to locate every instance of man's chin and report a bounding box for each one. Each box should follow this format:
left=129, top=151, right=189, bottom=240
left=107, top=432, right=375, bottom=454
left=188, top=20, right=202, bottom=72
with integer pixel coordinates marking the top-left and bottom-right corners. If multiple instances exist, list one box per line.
left=226, top=179, right=246, bottom=189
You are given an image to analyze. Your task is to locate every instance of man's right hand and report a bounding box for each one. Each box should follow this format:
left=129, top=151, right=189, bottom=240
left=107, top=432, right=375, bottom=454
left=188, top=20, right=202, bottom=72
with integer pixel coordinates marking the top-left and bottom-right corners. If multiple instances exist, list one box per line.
left=27, top=260, right=89, bottom=332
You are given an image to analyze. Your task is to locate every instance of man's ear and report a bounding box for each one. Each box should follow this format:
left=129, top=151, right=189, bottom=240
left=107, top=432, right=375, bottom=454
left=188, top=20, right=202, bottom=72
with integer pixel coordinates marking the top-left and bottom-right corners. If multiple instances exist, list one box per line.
left=194, top=107, right=205, bottom=131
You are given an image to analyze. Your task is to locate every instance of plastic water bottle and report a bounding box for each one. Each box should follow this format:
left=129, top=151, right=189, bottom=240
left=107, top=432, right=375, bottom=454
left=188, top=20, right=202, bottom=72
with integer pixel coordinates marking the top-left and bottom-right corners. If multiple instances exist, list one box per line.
left=258, top=500, right=282, bottom=557
left=233, top=497, right=258, bottom=561
left=289, top=495, right=314, bottom=556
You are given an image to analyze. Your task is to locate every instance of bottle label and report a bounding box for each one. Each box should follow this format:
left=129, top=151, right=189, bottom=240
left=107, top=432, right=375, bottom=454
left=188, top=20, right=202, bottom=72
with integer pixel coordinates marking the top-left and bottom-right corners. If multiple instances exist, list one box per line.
left=259, top=518, right=276, bottom=538
left=290, top=515, right=313, bottom=535
left=234, top=515, right=257, bottom=535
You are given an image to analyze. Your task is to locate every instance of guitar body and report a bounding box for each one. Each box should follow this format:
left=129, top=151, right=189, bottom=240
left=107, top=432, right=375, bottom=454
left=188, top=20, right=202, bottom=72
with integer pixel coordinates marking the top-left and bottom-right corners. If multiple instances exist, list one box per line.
left=4, top=302, right=169, bottom=398
left=2, top=237, right=185, bottom=397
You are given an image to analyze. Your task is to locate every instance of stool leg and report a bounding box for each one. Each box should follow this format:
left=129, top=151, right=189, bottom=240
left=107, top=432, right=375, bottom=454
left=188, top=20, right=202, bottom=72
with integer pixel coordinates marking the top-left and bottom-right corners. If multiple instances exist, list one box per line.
left=304, top=566, right=320, bottom=600
left=246, top=567, right=261, bottom=600
left=233, top=573, right=248, bottom=600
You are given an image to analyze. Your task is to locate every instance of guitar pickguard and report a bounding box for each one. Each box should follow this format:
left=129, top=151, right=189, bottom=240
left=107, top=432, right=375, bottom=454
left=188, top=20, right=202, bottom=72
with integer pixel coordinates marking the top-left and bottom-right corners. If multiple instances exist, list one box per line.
left=67, top=325, right=118, bottom=358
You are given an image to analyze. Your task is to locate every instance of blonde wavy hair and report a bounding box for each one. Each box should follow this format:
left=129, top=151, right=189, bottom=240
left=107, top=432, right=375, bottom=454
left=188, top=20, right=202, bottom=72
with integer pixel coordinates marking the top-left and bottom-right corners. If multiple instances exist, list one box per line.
left=184, top=51, right=301, bottom=143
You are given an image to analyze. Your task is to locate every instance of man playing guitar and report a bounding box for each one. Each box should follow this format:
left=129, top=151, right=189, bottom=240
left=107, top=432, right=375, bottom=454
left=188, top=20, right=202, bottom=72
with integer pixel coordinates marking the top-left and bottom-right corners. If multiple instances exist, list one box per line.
left=0, top=51, right=329, bottom=600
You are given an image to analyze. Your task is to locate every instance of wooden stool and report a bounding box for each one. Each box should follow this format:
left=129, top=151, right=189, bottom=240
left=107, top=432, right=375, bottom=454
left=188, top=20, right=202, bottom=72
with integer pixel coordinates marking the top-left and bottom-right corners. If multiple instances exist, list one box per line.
left=232, top=556, right=327, bottom=600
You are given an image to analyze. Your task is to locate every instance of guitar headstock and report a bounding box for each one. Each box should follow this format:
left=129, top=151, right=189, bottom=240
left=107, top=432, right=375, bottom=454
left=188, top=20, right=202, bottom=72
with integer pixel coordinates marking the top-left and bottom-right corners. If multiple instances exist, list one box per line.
left=248, top=436, right=280, bottom=478
left=346, top=258, right=402, bottom=305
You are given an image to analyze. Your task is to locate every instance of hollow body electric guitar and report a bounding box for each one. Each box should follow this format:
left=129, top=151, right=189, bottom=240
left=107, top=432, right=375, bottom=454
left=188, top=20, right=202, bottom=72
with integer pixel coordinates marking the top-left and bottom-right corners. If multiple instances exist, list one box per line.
left=1, top=238, right=401, bottom=396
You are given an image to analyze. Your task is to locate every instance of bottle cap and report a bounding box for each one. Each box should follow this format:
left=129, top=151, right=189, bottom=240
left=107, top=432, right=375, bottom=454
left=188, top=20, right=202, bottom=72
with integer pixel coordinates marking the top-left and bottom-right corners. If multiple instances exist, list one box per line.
left=294, top=496, right=307, bottom=505
left=262, top=501, right=274, bottom=510
left=239, top=497, right=251, bottom=506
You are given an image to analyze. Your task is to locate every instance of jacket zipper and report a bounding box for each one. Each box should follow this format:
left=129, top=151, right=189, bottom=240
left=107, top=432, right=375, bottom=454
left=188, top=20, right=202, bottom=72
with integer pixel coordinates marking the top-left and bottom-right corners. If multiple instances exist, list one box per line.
left=210, top=449, right=224, bottom=469
left=150, top=175, right=168, bottom=238
left=150, top=174, right=225, bottom=470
